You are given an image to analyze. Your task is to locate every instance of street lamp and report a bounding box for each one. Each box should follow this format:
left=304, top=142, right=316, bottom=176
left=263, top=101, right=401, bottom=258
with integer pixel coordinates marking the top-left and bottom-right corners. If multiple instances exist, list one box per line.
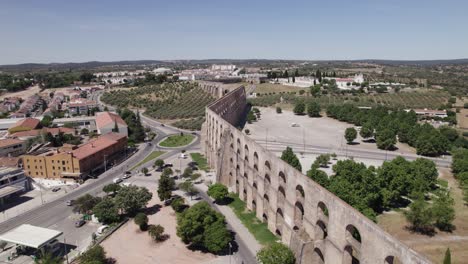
left=229, top=242, right=232, bottom=264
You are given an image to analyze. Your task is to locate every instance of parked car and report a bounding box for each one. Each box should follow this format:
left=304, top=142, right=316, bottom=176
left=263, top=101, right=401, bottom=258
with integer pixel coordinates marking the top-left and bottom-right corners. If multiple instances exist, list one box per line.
left=291, top=123, right=300, bottom=127
left=163, top=163, right=173, bottom=168
left=123, top=174, right=131, bottom=179
left=65, top=200, right=74, bottom=206
left=51, top=187, right=61, bottom=192
left=125, top=171, right=132, bottom=175
left=113, top=177, right=122, bottom=184
left=155, top=167, right=163, bottom=172
left=75, top=220, right=86, bottom=228
left=179, top=153, right=187, bottom=159
left=96, top=225, right=109, bottom=235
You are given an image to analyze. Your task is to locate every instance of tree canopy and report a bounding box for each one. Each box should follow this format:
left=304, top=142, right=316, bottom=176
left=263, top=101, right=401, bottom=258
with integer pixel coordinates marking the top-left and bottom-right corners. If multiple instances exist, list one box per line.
left=281, top=147, right=302, bottom=171
left=256, top=243, right=295, bottom=264
left=114, top=186, right=152, bottom=215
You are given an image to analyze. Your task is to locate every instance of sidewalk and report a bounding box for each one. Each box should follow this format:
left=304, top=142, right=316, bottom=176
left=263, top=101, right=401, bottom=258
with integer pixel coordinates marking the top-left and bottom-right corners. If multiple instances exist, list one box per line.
left=196, top=182, right=262, bottom=259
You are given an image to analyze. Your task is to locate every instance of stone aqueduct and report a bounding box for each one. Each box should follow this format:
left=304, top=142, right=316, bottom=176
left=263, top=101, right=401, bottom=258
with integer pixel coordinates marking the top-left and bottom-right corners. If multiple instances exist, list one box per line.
left=200, top=83, right=431, bottom=264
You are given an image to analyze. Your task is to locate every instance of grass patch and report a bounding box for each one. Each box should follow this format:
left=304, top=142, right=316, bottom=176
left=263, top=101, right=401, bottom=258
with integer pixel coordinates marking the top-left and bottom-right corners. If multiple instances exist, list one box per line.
left=227, top=193, right=278, bottom=245
left=131, top=151, right=165, bottom=170
left=159, top=134, right=194, bottom=147
left=437, top=179, right=449, bottom=188
left=190, top=153, right=209, bottom=171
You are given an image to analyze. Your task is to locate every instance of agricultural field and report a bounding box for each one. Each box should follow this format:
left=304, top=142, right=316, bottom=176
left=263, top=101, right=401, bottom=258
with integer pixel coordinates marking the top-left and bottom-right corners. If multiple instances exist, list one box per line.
left=249, top=90, right=449, bottom=110
left=252, top=83, right=301, bottom=94
left=100, top=82, right=215, bottom=130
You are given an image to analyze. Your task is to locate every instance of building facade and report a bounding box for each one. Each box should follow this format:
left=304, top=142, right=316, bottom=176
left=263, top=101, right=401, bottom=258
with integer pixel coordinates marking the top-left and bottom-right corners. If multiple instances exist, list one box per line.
left=0, top=167, right=31, bottom=206
left=22, top=133, right=127, bottom=180
left=0, top=139, right=26, bottom=157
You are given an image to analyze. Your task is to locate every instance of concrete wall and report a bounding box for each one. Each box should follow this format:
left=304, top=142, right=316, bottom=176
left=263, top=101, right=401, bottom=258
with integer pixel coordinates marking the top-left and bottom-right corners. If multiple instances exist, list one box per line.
left=202, top=86, right=432, bottom=264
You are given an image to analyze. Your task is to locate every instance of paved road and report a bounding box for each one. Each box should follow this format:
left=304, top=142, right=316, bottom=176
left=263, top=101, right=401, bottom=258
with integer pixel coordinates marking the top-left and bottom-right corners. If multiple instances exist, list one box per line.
left=255, top=139, right=452, bottom=168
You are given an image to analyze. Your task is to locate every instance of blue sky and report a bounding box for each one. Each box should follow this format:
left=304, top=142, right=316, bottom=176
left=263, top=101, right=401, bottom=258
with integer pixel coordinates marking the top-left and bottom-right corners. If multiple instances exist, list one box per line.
left=0, top=0, right=467, bottom=64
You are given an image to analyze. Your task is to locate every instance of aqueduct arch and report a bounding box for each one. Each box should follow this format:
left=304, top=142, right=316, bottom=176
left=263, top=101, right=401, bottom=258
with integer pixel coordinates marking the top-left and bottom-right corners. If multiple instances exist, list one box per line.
left=203, top=85, right=431, bottom=263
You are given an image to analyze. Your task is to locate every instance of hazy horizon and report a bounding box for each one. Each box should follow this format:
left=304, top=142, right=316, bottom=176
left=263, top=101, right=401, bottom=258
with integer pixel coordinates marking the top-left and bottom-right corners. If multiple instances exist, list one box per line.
left=1, top=0, right=467, bottom=64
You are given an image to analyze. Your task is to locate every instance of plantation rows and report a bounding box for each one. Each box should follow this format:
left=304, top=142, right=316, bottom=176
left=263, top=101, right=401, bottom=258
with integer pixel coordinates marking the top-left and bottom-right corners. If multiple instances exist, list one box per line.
left=172, top=117, right=205, bottom=131
left=101, top=82, right=215, bottom=120
left=249, top=91, right=449, bottom=110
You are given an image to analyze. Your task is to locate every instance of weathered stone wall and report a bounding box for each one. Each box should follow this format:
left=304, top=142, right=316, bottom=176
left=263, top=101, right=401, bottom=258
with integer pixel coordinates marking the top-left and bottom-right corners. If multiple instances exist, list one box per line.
left=203, top=86, right=432, bottom=264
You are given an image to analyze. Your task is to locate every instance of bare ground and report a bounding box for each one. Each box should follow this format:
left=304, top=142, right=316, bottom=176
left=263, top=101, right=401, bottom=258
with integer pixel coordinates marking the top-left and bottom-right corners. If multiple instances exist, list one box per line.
left=378, top=168, right=468, bottom=263
left=101, top=192, right=216, bottom=264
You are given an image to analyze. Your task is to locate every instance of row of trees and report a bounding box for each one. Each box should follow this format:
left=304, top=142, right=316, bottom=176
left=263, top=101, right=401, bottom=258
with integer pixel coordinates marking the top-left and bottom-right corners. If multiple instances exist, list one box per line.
left=117, top=108, right=146, bottom=144
left=327, top=104, right=468, bottom=155
left=293, top=101, right=321, bottom=117
left=452, top=148, right=468, bottom=204
left=0, top=74, right=33, bottom=92
left=308, top=157, right=440, bottom=221
left=74, top=185, right=153, bottom=224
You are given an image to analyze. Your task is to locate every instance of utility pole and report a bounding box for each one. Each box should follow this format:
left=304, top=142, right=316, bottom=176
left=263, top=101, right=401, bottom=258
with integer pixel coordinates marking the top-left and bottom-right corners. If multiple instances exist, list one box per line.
left=104, top=155, right=108, bottom=172
left=64, top=236, right=69, bottom=264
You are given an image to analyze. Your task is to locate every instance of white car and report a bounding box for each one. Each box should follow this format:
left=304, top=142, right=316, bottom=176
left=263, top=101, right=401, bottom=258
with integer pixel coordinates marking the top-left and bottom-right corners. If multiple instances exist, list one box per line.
left=179, top=153, right=187, bottom=159
left=123, top=174, right=131, bottom=179
left=96, top=225, right=109, bottom=236
left=291, top=123, right=300, bottom=127
left=113, top=177, right=122, bottom=184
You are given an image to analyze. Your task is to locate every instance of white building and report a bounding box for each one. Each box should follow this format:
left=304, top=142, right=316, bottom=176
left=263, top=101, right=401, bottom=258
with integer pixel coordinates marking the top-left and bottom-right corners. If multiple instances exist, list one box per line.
left=326, top=74, right=364, bottom=90
left=211, top=64, right=236, bottom=71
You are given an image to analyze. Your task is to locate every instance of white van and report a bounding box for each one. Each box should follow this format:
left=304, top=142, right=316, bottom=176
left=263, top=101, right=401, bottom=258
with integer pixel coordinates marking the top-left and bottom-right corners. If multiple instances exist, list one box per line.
left=179, top=153, right=187, bottom=159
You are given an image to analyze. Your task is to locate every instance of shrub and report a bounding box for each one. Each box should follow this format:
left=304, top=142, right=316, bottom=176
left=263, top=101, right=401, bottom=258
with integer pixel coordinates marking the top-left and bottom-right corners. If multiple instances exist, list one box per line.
left=148, top=224, right=166, bottom=242
left=134, top=212, right=149, bottom=231
left=276, top=107, right=282, bottom=113
left=171, top=197, right=187, bottom=213
left=207, top=183, right=229, bottom=203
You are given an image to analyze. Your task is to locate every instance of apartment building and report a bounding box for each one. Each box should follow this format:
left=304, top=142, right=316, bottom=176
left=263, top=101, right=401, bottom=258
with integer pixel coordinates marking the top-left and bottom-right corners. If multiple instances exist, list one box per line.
left=22, top=133, right=127, bottom=180
left=0, top=138, right=26, bottom=157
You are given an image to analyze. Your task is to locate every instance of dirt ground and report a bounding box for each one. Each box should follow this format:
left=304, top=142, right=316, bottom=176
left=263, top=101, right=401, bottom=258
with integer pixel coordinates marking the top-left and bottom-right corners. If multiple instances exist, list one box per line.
left=0, top=85, right=41, bottom=100
left=252, top=83, right=301, bottom=94
left=101, top=192, right=216, bottom=264
left=378, top=168, right=468, bottom=263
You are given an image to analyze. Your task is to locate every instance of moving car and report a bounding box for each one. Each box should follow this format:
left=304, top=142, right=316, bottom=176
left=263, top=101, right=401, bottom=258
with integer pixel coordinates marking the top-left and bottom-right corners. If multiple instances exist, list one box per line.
left=51, top=187, right=61, bottom=192
left=291, top=123, right=300, bottom=127
left=123, top=174, right=131, bottom=179
left=179, top=153, right=187, bottom=159
left=65, top=200, right=74, bottom=206
left=75, top=220, right=86, bottom=228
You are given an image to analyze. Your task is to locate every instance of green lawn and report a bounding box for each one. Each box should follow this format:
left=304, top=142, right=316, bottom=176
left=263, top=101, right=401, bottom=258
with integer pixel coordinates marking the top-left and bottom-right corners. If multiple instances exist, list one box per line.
left=190, top=153, right=209, bottom=171
left=159, top=134, right=195, bottom=147
left=227, top=193, right=278, bottom=245
left=131, top=151, right=165, bottom=170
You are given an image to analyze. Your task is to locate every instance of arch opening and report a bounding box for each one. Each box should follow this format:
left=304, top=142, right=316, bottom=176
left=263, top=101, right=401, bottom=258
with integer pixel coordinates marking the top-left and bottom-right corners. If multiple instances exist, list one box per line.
left=279, top=171, right=286, bottom=184
left=312, top=248, right=325, bottom=264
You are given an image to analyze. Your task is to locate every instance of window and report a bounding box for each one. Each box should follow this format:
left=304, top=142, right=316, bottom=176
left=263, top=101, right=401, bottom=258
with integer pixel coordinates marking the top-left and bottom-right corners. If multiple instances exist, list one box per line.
left=62, top=161, right=65, bottom=165
left=63, top=167, right=66, bottom=171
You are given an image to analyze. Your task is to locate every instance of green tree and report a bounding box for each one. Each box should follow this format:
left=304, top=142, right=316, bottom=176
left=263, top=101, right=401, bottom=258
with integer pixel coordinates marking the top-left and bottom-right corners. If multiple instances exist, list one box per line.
left=247, top=110, right=257, bottom=123
left=281, top=147, right=302, bottom=171
left=73, top=194, right=102, bottom=214
left=148, top=224, right=166, bottom=242
left=360, top=123, right=374, bottom=140
left=79, top=72, right=94, bottom=83
left=158, top=174, right=175, bottom=201
left=171, top=197, right=187, bottom=213
left=310, top=85, right=321, bottom=97
left=114, top=186, right=152, bottom=216
left=276, top=107, right=282, bottom=113
left=307, top=167, right=330, bottom=187
left=204, top=221, right=232, bottom=253
left=307, top=101, right=321, bottom=117
left=404, top=194, right=433, bottom=232
left=141, top=167, right=149, bottom=175
left=344, top=127, right=357, bottom=144
left=207, top=183, right=229, bottom=203
left=176, top=202, right=230, bottom=253
left=34, top=250, right=61, bottom=264
left=40, top=116, right=53, bottom=128
left=443, top=248, right=451, bottom=264
left=376, top=128, right=396, bottom=150
left=134, top=212, right=149, bottom=231
left=79, top=245, right=107, bottom=264
left=432, top=191, right=455, bottom=231
left=314, top=154, right=330, bottom=168
left=154, top=159, right=164, bottom=168
left=179, top=180, right=199, bottom=200
left=93, top=197, right=120, bottom=224
left=293, top=101, right=305, bottom=115
left=102, top=183, right=121, bottom=196
left=256, top=242, right=295, bottom=264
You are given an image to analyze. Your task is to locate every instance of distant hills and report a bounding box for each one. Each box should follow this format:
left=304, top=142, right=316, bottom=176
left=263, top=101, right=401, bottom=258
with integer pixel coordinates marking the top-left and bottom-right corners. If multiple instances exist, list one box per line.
left=1, top=58, right=467, bottom=73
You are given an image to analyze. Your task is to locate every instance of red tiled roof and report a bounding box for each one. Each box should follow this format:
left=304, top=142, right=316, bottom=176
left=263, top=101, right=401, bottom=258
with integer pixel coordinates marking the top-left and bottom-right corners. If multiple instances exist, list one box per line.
left=71, top=133, right=126, bottom=160
left=12, top=118, right=41, bottom=130
left=95, top=112, right=127, bottom=129
left=0, top=157, right=20, bottom=167
left=10, top=127, right=75, bottom=138
left=0, top=138, right=24, bottom=148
